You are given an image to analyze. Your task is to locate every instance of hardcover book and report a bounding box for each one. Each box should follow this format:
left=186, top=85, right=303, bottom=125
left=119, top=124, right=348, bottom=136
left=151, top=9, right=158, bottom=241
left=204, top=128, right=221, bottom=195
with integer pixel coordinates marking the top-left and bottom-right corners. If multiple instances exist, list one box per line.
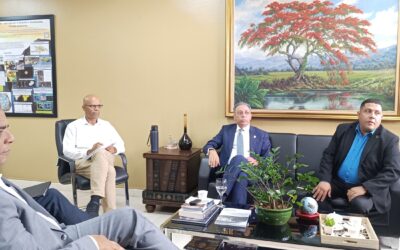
left=214, top=208, right=251, bottom=228
left=172, top=206, right=220, bottom=227
left=179, top=204, right=218, bottom=219
left=181, top=197, right=216, bottom=212
left=184, top=236, right=222, bottom=250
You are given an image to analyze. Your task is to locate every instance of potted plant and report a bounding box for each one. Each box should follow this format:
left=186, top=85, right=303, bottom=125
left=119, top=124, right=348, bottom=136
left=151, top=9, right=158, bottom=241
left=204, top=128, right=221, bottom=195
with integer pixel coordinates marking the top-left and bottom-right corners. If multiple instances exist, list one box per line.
left=239, top=147, right=319, bottom=225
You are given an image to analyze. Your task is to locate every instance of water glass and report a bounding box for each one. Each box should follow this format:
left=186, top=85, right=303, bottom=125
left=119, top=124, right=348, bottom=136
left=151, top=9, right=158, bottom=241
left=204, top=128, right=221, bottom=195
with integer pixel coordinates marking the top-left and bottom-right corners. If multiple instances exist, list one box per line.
left=215, top=178, right=227, bottom=207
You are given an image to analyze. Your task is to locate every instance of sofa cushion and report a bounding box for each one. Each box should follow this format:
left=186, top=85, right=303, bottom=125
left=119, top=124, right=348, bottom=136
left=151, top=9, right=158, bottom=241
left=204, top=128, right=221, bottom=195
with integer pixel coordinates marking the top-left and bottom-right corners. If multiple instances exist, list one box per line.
left=269, top=133, right=297, bottom=166
left=296, top=134, right=331, bottom=174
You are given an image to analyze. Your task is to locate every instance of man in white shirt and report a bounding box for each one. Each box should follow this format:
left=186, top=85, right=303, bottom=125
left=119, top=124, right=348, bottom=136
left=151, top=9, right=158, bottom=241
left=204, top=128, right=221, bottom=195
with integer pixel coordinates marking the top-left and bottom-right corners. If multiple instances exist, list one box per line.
left=0, top=109, right=178, bottom=250
left=63, top=94, right=125, bottom=216
left=203, top=102, right=271, bottom=205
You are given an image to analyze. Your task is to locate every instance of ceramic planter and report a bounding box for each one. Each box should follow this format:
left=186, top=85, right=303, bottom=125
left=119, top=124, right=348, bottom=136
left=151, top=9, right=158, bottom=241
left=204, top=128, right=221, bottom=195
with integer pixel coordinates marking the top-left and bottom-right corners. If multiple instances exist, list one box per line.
left=256, top=205, right=293, bottom=226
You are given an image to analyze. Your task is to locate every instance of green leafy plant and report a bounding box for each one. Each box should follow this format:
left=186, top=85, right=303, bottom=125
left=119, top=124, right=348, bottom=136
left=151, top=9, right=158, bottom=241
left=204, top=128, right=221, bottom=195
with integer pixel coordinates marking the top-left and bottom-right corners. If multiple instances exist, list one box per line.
left=239, top=147, right=319, bottom=209
left=234, top=76, right=268, bottom=108
left=324, top=217, right=335, bottom=227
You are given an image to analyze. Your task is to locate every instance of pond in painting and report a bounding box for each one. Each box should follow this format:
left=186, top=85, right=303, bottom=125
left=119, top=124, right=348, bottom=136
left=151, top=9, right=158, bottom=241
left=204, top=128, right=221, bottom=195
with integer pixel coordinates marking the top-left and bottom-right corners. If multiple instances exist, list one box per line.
left=264, top=90, right=371, bottom=111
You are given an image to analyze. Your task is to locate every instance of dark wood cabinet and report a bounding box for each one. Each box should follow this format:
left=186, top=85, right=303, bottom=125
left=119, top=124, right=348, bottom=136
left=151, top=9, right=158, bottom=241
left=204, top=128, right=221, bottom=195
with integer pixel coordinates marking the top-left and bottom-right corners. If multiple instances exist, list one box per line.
left=142, top=148, right=201, bottom=212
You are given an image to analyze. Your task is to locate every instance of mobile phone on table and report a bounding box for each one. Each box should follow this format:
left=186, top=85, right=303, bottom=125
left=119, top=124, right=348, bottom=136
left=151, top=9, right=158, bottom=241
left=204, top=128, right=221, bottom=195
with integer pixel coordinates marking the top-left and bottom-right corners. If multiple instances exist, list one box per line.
left=189, top=198, right=202, bottom=206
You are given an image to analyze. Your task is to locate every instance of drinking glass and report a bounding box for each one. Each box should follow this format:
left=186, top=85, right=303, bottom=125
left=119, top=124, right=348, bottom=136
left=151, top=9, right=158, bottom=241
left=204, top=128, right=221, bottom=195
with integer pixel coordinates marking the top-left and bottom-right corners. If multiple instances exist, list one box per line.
left=215, top=178, right=227, bottom=207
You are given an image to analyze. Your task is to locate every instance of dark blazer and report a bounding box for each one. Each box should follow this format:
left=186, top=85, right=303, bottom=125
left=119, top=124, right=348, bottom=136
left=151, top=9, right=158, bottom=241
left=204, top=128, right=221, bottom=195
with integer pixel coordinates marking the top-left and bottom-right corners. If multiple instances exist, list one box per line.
left=203, top=124, right=271, bottom=168
left=319, top=122, right=400, bottom=214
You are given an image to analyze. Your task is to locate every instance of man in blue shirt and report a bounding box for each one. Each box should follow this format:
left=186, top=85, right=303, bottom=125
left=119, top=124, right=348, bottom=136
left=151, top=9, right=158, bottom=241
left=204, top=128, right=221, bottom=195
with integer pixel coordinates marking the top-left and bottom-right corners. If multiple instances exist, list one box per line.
left=313, top=99, right=400, bottom=215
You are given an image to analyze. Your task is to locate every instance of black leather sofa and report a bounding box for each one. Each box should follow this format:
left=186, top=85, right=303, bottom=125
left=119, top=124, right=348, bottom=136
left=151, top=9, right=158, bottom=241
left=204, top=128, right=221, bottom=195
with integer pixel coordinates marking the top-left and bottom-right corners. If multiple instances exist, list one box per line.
left=198, top=132, right=400, bottom=236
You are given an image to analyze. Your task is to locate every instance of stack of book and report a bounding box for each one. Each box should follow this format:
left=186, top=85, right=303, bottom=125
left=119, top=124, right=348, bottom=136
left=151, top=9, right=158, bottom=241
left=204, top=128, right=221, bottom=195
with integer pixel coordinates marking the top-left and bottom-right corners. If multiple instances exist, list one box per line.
left=172, top=196, right=220, bottom=226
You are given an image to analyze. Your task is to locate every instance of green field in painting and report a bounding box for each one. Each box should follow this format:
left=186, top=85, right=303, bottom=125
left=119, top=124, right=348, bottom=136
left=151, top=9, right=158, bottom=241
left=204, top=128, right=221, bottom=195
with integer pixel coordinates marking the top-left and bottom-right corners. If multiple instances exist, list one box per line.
left=236, top=69, right=395, bottom=90
left=235, top=69, right=396, bottom=110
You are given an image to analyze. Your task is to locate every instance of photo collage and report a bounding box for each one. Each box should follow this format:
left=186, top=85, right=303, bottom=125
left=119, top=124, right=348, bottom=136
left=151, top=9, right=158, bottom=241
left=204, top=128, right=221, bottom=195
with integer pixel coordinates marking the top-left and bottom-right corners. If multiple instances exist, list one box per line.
left=0, top=16, right=56, bottom=117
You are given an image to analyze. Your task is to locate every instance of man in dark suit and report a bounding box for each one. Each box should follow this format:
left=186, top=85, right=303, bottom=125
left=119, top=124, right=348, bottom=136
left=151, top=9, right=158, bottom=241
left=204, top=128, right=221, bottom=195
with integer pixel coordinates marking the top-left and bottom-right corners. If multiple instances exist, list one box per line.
left=0, top=109, right=177, bottom=250
left=313, top=99, right=400, bottom=215
left=203, top=102, right=271, bottom=205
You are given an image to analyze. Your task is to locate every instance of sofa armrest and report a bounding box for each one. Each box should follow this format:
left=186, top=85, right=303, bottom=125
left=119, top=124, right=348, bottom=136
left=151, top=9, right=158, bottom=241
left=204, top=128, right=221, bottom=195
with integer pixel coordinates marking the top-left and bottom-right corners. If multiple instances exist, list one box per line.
left=389, top=179, right=400, bottom=231
left=198, top=156, right=211, bottom=191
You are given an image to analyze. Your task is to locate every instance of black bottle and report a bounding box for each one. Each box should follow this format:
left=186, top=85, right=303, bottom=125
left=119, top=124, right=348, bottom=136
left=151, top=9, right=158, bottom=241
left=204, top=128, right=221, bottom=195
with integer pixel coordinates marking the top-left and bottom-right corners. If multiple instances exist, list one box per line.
left=179, top=114, right=192, bottom=150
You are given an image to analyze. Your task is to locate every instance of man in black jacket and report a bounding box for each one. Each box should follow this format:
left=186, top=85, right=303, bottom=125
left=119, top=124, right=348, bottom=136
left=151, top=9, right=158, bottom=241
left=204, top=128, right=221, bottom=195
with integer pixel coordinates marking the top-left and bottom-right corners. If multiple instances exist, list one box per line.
left=313, top=99, right=400, bottom=215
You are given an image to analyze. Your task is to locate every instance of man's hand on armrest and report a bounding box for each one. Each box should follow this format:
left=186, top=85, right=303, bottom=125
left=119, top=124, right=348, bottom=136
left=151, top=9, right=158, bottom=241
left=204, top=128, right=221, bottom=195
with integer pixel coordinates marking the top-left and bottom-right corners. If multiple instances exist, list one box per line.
left=207, top=149, right=220, bottom=168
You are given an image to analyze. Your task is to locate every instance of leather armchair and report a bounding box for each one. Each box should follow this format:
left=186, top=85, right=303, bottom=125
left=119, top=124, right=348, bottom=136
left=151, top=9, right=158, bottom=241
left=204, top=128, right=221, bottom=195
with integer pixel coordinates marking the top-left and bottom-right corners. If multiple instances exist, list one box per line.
left=55, top=119, right=129, bottom=206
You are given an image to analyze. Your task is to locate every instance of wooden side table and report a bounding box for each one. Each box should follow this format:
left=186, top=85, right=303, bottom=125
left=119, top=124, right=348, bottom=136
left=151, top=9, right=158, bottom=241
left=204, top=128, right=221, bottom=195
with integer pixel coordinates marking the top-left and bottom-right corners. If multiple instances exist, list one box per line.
left=142, top=148, right=201, bottom=212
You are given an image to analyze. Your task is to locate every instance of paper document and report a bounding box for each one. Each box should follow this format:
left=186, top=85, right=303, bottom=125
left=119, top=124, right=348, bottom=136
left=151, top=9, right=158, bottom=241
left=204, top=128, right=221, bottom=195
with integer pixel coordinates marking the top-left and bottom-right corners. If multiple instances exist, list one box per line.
left=84, top=143, right=115, bottom=160
left=23, top=181, right=51, bottom=198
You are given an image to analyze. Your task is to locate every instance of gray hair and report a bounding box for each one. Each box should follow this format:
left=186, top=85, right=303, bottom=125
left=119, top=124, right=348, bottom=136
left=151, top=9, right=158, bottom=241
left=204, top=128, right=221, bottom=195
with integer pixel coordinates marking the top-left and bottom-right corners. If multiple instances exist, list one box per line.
left=234, top=102, right=251, bottom=112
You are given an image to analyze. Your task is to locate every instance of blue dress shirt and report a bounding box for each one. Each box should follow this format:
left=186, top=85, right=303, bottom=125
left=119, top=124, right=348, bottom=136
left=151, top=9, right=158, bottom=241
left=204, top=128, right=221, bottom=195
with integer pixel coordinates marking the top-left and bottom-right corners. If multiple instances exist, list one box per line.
left=338, top=124, right=374, bottom=184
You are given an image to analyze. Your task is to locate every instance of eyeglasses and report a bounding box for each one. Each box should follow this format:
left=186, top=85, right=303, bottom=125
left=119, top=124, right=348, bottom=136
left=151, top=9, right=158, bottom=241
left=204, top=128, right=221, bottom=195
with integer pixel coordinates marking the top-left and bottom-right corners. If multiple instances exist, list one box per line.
left=85, top=105, right=103, bottom=109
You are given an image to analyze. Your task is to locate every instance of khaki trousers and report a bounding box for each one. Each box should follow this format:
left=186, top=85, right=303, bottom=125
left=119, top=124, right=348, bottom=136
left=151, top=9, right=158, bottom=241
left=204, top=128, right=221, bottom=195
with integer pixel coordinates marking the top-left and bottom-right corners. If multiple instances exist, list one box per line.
left=75, top=149, right=117, bottom=212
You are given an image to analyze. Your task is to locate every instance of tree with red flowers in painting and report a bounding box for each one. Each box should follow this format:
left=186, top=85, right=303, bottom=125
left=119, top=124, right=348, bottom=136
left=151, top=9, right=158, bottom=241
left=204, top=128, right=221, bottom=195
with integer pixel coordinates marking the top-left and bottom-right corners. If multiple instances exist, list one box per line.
left=239, top=0, right=377, bottom=85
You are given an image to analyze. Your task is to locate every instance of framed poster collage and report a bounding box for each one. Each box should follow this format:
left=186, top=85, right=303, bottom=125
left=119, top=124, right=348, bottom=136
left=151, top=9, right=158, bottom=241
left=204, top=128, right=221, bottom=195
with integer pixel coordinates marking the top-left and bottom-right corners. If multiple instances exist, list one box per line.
left=0, top=14, right=57, bottom=117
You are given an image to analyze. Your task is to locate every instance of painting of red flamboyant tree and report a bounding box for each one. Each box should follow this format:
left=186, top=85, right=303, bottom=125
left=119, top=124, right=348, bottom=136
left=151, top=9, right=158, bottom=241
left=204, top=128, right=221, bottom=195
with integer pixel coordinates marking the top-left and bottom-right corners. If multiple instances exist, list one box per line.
left=227, top=0, right=400, bottom=119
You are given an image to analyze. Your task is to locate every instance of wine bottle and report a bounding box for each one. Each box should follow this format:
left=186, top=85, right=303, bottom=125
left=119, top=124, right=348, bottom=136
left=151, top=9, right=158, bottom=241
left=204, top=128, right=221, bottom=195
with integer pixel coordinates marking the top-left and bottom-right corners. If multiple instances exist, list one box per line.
left=179, top=113, right=192, bottom=150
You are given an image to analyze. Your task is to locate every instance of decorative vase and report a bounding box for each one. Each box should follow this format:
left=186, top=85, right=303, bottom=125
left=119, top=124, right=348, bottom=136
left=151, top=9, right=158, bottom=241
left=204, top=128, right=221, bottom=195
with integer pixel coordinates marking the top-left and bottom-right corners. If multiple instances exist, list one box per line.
left=255, top=205, right=293, bottom=226
left=179, top=113, right=192, bottom=150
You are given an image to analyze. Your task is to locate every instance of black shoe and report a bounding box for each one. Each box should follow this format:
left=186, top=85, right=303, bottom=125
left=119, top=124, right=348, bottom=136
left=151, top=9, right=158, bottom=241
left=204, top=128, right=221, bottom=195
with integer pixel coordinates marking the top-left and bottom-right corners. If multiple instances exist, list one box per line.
left=86, top=201, right=100, bottom=218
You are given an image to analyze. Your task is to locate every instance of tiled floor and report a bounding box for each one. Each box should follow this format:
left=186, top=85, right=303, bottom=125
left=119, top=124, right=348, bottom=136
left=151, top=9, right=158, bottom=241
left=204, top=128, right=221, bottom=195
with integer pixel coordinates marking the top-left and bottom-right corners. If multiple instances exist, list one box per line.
left=11, top=179, right=400, bottom=250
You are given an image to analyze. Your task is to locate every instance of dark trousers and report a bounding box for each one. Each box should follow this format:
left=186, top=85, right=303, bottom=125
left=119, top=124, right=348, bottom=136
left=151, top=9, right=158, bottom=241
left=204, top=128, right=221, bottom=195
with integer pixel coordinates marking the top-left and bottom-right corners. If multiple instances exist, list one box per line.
left=319, top=178, right=374, bottom=215
left=224, top=155, right=250, bottom=205
left=34, top=188, right=92, bottom=225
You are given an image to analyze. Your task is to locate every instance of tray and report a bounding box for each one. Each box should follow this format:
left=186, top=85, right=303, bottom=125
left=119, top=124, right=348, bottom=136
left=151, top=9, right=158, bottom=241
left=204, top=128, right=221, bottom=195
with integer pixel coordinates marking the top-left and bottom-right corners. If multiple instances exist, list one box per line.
left=319, top=214, right=379, bottom=250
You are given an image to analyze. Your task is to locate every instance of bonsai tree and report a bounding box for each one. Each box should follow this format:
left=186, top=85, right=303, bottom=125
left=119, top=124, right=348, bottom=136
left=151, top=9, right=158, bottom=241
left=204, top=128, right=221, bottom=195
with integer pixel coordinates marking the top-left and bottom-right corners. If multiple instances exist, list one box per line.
left=239, top=147, right=319, bottom=210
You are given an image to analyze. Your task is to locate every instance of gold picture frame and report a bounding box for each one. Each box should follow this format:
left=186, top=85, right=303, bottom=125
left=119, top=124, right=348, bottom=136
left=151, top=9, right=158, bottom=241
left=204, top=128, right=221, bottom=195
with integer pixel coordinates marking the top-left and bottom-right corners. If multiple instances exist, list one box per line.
left=226, top=0, right=400, bottom=120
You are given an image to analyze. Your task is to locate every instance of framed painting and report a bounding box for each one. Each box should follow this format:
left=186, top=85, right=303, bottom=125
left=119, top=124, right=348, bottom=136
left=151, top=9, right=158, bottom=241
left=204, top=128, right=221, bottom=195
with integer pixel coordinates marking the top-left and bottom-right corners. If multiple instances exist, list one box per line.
left=0, top=15, right=57, bottom=117
left=226, top=0, right=400, bottom=120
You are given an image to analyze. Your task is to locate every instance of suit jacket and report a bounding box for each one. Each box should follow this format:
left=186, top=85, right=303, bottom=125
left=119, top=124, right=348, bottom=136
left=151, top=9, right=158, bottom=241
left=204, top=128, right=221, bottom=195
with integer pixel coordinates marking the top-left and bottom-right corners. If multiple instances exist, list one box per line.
left=203, top=124, right=271, bottom=168
left=0, top=177, right=96, bottom=250
left=319, top=122, right=400, bottom=214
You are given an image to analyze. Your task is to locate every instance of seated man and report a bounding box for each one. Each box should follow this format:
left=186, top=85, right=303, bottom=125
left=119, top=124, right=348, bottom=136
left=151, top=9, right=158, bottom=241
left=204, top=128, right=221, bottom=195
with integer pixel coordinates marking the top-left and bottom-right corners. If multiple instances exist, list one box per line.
left=0, top=109, right=177, bottom=250
left=34, top=188, right=92, bottom=225
left=203, top=102, right=271, bottom=205
left=63, top=94, right=125, bottom=216
left=313, top=99, right=400, bottom=216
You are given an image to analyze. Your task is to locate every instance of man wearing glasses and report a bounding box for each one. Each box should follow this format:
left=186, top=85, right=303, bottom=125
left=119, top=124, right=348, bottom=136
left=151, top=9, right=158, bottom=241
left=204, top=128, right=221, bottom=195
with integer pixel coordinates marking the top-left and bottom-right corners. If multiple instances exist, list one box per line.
left=63, top=94, right=125, bottom=217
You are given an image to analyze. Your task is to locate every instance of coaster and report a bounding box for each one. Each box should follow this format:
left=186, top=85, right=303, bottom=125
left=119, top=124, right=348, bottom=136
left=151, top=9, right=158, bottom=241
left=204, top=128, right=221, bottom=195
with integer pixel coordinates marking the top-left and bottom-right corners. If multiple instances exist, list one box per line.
left=296, top=209, right=319, bottom=221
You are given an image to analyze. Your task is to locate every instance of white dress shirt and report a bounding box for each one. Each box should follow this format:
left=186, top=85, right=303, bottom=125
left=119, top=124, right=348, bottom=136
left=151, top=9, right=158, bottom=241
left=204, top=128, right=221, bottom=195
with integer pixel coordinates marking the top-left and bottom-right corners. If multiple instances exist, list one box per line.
left=63, top=117, right=125, bottom=160
left=228, top=125, right=250, bottom=164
